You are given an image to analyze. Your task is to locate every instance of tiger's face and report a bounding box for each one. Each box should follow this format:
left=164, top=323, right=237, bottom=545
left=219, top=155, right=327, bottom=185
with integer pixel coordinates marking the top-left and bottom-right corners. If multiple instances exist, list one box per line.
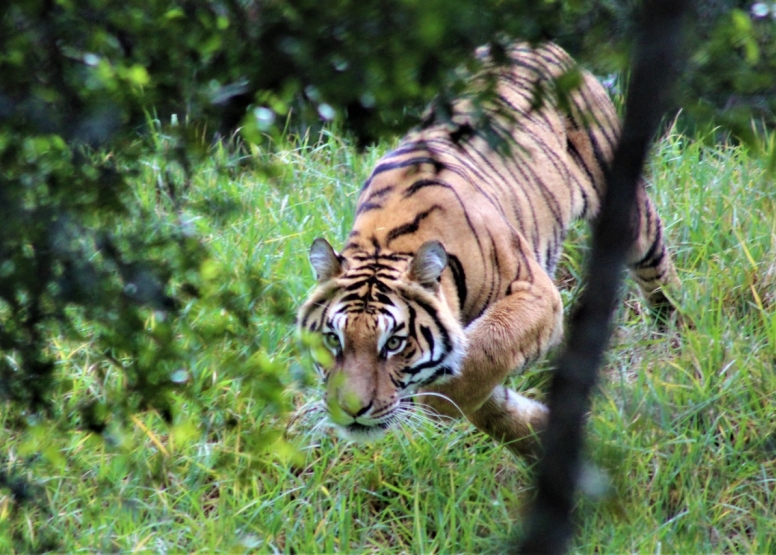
left=297, top=238, right=467, bottom=441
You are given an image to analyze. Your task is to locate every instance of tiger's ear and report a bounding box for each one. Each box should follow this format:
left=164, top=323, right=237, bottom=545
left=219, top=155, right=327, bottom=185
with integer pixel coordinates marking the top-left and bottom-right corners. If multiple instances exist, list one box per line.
left=309, top=238, right=343, bottom=282
left=408, top=240, right=448, bottom=290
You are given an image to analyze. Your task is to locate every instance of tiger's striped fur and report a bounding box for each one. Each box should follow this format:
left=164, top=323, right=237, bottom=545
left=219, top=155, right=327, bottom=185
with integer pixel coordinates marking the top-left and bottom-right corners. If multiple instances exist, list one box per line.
left=298, top=42, right=678, bottom=458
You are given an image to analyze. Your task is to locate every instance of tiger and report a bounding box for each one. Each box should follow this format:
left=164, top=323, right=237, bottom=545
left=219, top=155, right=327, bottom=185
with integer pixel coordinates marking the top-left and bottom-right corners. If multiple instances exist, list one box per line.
left=297, top=42, right=678, bottom=458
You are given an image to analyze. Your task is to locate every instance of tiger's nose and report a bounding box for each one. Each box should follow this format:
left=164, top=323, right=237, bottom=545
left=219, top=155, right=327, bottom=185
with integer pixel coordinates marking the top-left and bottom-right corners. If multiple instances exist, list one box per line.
left=339, top=393, right=372, bottom=418
left=325, top=371, right=374, bottom=423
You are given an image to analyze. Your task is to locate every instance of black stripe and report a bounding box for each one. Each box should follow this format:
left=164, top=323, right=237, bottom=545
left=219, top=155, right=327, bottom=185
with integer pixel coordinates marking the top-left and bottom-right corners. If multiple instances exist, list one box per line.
left=632, top=225, right=663, bottom=269
left=375, top=292, right=393, bottom=305
left=361, top=157, right=444, bottom=191
left=356, top=202, right=383, bottom=214
left=386, top=205, right=444, bottom=245
left=420, top=325, right=435, bottom=351
left=366, top=184, right=395, bottom=200
left=409, top=295, right=452, bottom=354
left=447, top=254, right=468, bottom=311
left=421, top=366, right=454, bottom=385
left=402, top=178, right=452, bottom=198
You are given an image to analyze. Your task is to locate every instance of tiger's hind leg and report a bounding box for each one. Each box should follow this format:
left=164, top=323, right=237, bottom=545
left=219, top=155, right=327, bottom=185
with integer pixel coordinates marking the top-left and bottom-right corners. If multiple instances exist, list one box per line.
left=627, top=184, right=680, bottom=320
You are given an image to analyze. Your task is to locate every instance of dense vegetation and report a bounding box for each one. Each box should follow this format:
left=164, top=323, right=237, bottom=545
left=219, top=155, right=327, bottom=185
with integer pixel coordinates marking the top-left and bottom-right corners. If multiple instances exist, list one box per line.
left=2, top=128, right=774, bottom=552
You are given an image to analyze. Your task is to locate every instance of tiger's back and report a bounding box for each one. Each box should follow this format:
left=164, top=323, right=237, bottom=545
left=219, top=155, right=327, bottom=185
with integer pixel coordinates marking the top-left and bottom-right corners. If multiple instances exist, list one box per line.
left=347, top=43, right=633, bottom=325
left=298, top=42, right=677, bottom=457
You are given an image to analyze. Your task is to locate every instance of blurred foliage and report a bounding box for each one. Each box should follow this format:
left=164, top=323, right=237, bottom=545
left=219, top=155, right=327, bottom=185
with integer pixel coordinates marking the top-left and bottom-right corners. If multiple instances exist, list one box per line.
left=5, top=0, right=771, bottom=147
left=684, top=1, right=776, bottom=140
left=0, top=0, right=774, bottom=515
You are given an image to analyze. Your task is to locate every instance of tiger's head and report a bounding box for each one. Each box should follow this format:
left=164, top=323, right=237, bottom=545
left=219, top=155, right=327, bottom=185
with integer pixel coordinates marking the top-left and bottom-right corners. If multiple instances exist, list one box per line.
left=297, top=237, right=467, bottom=441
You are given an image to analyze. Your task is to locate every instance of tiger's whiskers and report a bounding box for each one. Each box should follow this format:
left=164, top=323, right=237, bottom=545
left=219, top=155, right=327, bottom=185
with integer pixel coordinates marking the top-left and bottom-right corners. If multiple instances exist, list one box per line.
left=286, top=395, right=331, bottom=448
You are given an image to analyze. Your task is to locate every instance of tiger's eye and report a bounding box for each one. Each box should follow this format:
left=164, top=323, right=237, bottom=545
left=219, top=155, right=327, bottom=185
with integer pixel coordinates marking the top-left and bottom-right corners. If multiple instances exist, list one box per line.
left=384, top=336, right=405, bottom=353
left=322, top=332, right=340, bottom=351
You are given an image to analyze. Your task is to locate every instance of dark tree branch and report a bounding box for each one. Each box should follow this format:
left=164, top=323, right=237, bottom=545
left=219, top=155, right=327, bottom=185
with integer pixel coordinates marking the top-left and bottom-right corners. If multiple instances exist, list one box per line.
left=517, top=1, right=690, bottom=553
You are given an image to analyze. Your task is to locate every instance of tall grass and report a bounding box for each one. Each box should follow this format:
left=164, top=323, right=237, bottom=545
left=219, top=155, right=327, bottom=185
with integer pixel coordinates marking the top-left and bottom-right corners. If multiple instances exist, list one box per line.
left=1, top=128, right=774, bottom=553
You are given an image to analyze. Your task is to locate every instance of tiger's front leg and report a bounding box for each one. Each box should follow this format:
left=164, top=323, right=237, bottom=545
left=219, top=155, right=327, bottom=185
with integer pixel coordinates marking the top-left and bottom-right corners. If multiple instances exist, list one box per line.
left=419, top=267, right=563, bottom=458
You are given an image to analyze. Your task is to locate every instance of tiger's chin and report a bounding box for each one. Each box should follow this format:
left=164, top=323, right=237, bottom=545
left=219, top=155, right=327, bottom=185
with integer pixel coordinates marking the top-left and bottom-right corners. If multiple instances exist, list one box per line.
left=335, top=420, right=393, bottom=442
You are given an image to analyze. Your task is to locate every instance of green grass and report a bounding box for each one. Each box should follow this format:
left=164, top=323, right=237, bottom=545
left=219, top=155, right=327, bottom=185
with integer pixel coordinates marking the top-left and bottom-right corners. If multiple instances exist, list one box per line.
left=2, top=127, right=775, bottom=553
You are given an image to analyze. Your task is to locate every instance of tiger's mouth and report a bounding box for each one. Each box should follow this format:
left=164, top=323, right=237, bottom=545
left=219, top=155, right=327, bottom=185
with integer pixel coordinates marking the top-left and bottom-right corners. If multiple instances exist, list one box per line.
left=327, top=400, right=412, bottom=442
left=335, top=418, right=394, bottom=442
